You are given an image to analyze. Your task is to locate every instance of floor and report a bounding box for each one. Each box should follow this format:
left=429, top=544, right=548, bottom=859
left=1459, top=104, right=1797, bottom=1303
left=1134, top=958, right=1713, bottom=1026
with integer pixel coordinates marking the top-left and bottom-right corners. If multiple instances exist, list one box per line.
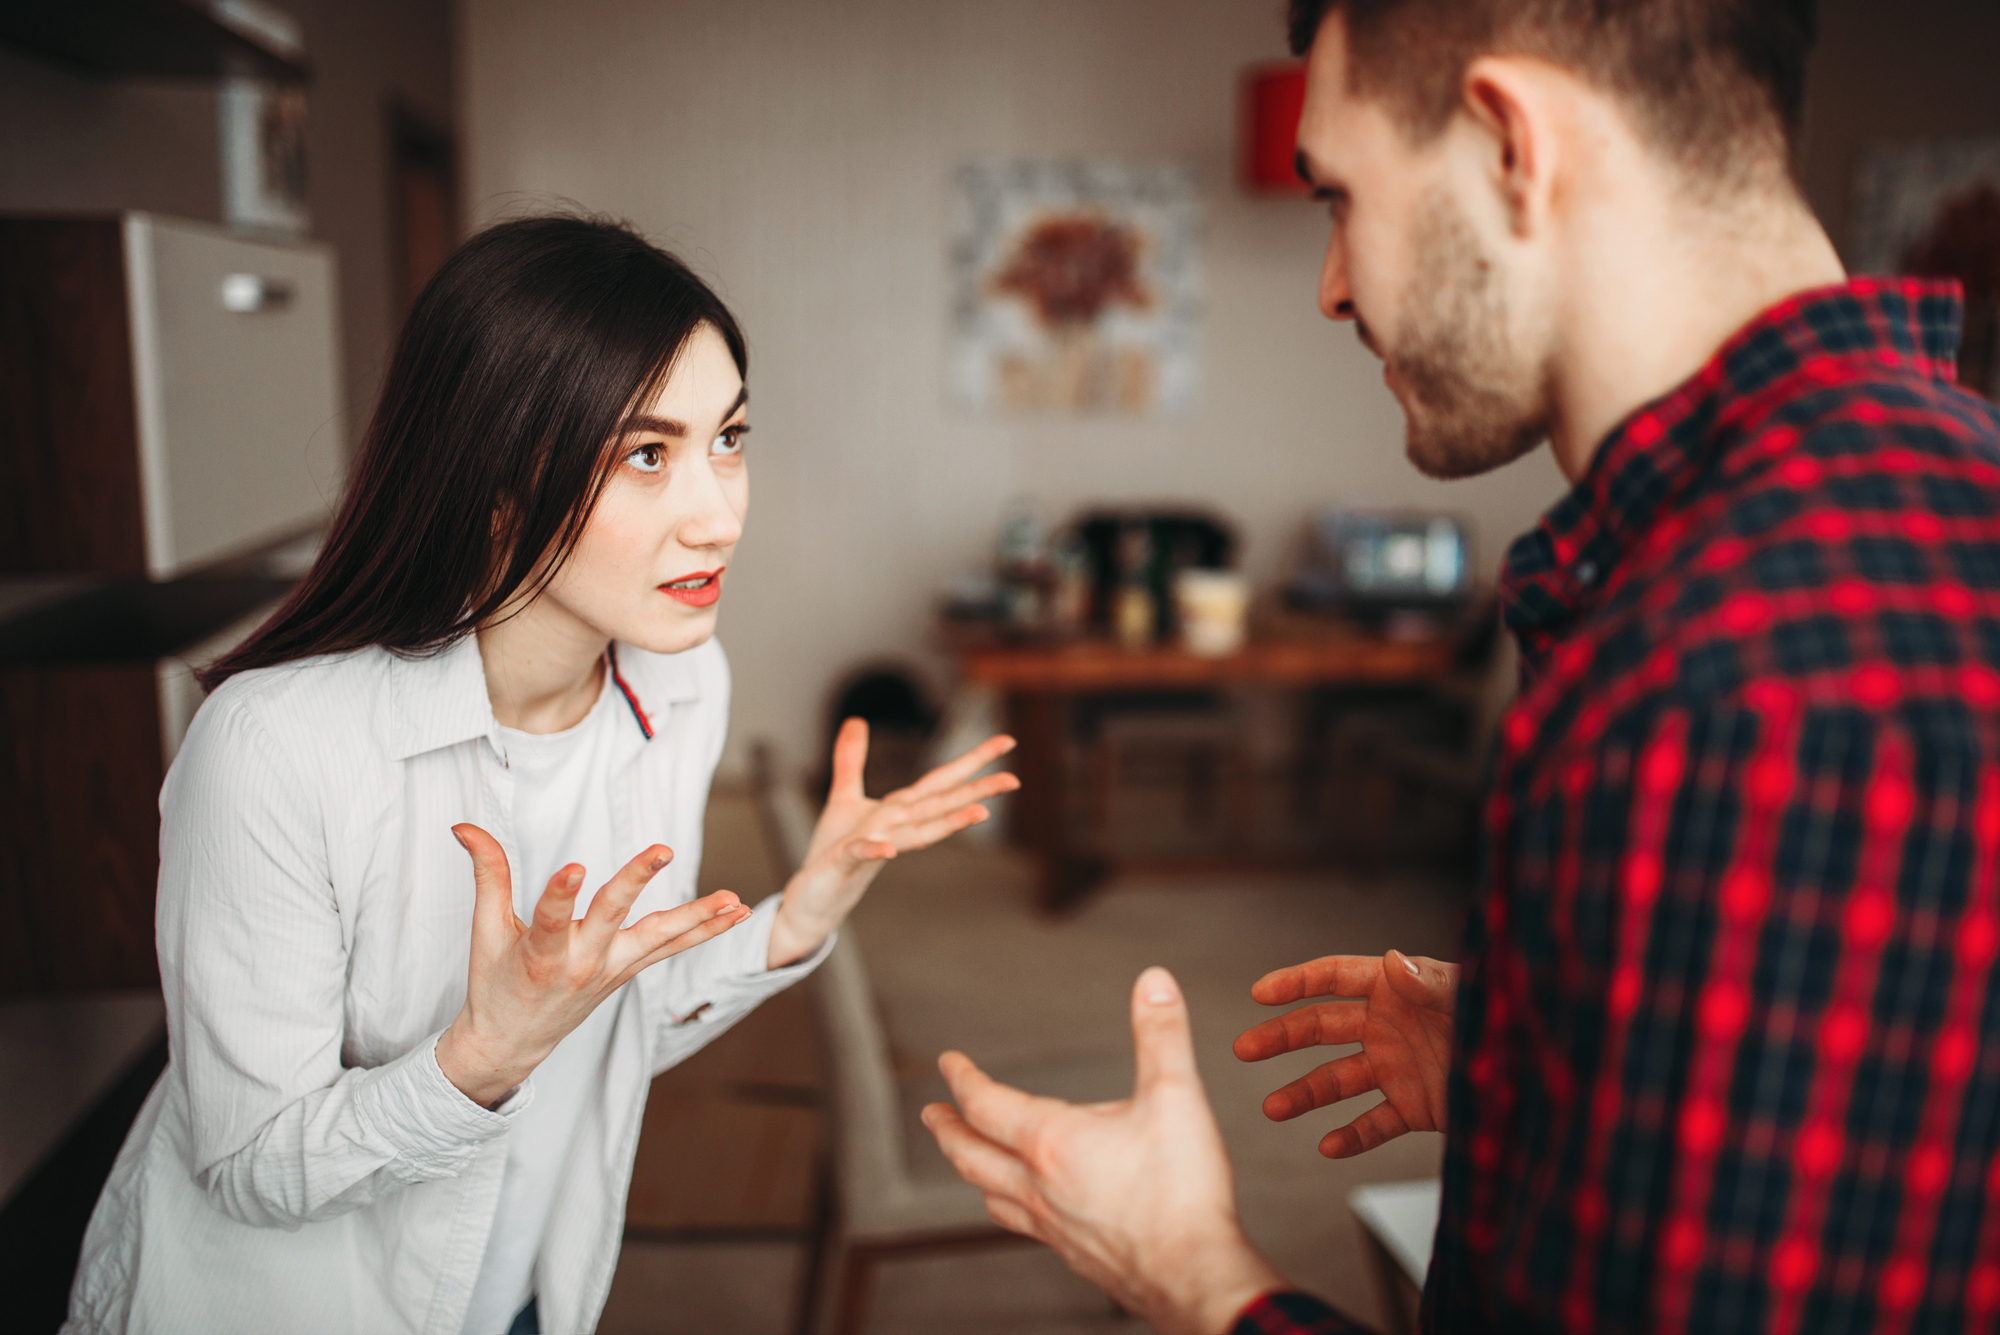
left=600, top=783, right=1470, bottom=1335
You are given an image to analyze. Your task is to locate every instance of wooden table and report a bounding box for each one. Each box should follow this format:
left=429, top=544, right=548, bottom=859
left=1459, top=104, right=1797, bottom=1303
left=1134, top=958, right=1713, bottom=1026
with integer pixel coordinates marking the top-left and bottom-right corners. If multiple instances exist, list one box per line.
left=954, top=615, right=1468, bottom=910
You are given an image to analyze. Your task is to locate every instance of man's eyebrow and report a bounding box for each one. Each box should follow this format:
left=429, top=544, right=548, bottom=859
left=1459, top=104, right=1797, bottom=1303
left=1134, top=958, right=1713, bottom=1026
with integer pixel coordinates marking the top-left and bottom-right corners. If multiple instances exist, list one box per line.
left=618, top=387, right=749, bottom=438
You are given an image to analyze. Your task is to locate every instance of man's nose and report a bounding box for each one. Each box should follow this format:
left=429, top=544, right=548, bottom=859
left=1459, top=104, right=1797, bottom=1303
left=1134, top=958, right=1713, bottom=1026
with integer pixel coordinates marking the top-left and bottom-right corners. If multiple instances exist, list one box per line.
left=1318, top=231, right=1355, bottom=322
left=677, top=462, right=744, bottom=551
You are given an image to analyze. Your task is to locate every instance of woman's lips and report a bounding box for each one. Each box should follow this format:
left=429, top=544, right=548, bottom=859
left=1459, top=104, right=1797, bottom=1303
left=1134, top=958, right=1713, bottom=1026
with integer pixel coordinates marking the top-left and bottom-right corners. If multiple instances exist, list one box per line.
left=659, top=568, right=724, bottom=608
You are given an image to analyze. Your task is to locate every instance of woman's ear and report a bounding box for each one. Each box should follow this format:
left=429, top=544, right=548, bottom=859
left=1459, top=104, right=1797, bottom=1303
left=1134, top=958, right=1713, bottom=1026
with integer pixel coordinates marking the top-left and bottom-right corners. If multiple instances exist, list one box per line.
left=1460, top=56, right=1556, bottom=239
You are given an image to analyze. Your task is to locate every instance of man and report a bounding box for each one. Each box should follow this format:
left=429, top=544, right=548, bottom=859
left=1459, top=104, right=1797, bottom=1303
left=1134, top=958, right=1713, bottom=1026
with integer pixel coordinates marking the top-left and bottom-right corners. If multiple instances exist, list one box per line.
left=922, top=1, right=2000, bottom=1331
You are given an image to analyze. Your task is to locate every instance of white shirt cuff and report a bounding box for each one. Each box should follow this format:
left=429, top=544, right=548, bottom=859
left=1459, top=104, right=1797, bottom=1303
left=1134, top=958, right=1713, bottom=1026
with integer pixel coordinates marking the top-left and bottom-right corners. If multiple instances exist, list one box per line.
left=351, top=1031, right=530, bottom=1181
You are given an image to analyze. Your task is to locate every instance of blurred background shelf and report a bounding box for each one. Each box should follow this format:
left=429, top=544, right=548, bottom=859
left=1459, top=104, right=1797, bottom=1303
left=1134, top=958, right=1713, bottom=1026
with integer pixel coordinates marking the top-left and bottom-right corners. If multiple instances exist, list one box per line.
left=0, top=0, right=309, bottom=83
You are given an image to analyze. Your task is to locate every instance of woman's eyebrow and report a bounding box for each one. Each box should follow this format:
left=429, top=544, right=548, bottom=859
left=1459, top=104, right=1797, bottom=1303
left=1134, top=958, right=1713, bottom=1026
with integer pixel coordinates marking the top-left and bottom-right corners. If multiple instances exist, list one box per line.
left=619, top=387, right=748, bottom=438
left=621, top=414, right=687, bottom=437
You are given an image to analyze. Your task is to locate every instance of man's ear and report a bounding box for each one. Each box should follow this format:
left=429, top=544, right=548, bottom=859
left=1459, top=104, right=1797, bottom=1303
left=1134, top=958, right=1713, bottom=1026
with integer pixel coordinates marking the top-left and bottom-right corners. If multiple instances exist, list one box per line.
left=1460, top=57, right=1555, bottom=239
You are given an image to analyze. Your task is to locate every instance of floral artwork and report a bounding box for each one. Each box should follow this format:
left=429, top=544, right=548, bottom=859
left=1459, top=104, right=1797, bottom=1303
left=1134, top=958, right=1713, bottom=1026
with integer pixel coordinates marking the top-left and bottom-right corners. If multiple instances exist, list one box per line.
left=1852, top=140, right=2000, bottom=399
left=950, top=161, right=1200, bottom=415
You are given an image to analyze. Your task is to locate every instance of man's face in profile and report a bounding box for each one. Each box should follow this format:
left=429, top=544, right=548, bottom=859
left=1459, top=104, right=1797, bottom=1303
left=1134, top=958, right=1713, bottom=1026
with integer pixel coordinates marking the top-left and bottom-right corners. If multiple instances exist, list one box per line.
left=1296, top=12, right=1554, bottom=480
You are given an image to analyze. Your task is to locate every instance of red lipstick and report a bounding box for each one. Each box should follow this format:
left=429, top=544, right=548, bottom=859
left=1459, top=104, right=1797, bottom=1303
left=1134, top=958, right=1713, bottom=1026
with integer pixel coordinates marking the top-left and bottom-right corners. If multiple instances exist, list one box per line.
left=660, top=567, right=724, bottom=608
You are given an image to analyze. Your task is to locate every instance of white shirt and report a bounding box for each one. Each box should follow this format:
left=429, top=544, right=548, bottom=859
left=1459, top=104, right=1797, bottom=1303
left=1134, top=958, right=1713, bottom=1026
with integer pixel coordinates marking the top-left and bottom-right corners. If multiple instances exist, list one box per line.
left=64, top=635, right=827, bottom=1335
left=461, top=671, right=624, bottom=1335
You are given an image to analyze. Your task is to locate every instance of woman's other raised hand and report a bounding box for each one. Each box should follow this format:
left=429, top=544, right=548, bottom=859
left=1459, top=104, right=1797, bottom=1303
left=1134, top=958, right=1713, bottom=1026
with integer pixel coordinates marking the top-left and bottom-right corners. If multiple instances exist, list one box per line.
left=435, top=824, right=751, bottom=1107
left=764, top=720, right=1019, bottom=968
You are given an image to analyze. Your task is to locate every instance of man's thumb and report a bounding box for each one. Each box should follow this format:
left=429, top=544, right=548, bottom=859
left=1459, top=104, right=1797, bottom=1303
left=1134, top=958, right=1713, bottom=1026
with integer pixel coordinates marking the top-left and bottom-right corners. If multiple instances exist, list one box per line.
left=1385, top=949, right=1455, bottom=1010
left=1131, top=966, right=1199, bottom=1096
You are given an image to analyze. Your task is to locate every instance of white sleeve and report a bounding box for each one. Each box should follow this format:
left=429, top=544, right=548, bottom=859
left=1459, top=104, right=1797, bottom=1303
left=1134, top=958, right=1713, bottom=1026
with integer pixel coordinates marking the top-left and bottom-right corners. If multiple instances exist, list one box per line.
left=157, top=693, right=523, bottom=1231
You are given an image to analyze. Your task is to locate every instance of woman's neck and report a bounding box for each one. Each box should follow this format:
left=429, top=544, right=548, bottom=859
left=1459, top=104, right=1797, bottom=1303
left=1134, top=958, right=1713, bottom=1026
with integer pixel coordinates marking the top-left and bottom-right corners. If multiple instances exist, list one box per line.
left=476, top=595, right=610, bottom=734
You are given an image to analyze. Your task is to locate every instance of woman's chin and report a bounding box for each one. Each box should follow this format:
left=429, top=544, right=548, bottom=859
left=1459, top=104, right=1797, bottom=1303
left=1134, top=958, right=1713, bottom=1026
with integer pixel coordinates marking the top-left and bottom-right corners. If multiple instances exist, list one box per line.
left=617, top=606, right=719, bottom=656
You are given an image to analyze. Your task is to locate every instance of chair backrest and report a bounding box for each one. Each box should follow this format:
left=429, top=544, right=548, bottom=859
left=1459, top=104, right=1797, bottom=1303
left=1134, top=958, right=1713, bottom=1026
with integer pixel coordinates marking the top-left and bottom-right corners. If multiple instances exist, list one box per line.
left=749, top=745, right=997, bottom=1241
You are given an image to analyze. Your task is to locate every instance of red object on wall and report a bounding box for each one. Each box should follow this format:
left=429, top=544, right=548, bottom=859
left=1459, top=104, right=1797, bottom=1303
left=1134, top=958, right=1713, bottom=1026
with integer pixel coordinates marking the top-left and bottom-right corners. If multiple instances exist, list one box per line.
left=1241, top=62, right=1310, bottom=195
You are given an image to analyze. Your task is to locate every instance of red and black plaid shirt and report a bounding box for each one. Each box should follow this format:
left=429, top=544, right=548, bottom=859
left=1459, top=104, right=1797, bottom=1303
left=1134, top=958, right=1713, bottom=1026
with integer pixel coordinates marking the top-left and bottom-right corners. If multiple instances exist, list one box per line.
left=1234, top=278, right=2000, bottom=1334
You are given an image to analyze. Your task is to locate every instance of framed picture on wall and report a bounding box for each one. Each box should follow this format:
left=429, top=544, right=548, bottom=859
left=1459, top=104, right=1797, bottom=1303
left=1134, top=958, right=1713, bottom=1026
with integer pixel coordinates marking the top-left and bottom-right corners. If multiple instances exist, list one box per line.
left=950, top=160, right=1201, bottom=416
left=1852, top=139, right=2000, bottom=399
left=220, top=78, right=310, bottom=235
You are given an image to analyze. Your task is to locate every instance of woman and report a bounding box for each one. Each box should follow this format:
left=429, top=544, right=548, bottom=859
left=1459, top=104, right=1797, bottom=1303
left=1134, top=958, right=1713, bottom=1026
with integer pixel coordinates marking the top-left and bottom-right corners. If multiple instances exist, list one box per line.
left=64, top=216, right=1016, bottom=1335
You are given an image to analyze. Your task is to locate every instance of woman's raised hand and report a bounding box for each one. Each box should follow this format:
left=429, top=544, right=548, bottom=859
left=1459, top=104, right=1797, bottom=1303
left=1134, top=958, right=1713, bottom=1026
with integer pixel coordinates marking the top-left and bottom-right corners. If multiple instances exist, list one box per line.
left=764, top=720, right=1020, bottom=968
left=435, top=823, right=752, bottom=1107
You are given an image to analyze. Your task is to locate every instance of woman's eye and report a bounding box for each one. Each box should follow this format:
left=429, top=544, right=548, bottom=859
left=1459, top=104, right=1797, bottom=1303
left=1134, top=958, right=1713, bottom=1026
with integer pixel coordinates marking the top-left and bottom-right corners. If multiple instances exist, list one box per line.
left=712, top=426, right=748, bottom=457
left=626, top=444, right=665, bottom=474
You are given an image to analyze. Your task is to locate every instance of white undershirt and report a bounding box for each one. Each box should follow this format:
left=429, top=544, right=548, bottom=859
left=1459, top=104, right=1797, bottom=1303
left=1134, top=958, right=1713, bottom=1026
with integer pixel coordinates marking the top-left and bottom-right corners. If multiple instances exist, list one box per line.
left=461, top=669, right=627, bottom=1335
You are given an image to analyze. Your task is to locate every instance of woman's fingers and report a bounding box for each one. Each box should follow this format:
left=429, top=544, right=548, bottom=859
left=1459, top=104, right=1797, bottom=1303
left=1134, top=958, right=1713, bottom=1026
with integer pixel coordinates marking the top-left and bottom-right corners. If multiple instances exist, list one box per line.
left=829, top=717, right=870, bottom=800
left=1260, top=1050, right=1379, bottom=1122
left=524, top=867, right=584, bottom=959
left=892, top=772, right=1020, bottom=827
left=907, top=734, right=1017, bottom=797
left=579, top=844, right=674, bottom=943
left=835, top=837, right=899, bottom=871
left=890, top=805, right=989, bottom=852
left=615, top=891, right=749, bottom=975
left=452, top=824, right=517, bottom=941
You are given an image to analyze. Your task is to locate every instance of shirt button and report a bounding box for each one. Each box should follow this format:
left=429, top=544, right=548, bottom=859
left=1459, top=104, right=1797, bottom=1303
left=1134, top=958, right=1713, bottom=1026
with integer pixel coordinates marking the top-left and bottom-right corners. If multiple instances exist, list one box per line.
left=1575, top=560, right=1598, bottom=586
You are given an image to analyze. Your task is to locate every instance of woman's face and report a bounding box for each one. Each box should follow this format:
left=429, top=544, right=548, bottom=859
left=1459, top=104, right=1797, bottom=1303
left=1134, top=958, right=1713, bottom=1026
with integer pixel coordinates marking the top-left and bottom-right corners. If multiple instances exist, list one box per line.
left=537, top=322, right=749, bottom=656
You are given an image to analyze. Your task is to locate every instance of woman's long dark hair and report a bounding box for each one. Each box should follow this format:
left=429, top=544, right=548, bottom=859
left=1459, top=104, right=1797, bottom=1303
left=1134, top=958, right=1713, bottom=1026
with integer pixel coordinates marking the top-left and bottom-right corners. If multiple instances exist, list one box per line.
left=201, top=215, right=747, bottom=691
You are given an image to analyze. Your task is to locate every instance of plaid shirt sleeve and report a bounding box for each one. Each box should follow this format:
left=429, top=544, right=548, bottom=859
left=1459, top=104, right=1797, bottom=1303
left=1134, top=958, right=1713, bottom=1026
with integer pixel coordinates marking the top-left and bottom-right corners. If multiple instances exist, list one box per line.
left=1230, top=1290, right=1378, bottom=1334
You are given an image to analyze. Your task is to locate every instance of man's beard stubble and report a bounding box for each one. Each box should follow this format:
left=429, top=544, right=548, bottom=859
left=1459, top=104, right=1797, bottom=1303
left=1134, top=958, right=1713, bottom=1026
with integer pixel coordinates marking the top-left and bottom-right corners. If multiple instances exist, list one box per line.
left=1387, top=190, right=1552, bottom=481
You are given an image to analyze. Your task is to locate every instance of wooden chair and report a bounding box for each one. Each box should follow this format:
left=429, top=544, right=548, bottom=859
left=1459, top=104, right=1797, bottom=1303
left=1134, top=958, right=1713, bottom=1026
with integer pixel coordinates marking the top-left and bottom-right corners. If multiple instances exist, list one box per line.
left=749, top=747, right=1030, bottom=1335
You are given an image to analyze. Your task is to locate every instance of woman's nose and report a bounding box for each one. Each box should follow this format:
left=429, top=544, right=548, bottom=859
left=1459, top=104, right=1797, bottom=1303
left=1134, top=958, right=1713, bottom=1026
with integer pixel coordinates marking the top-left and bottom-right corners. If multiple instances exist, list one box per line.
left=677, top=462, right=744, bottom=551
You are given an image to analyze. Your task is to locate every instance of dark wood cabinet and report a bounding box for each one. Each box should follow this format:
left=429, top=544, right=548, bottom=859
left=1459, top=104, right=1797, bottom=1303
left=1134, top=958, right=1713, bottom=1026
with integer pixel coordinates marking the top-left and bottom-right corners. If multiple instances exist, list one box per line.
left=1, top=215, right=336, bottom=995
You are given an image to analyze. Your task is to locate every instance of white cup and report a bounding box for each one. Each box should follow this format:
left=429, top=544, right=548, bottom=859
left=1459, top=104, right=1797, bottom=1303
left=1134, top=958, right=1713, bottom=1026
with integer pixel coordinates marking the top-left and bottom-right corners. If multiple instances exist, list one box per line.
left=1174, top=569, right=1249, bottom=657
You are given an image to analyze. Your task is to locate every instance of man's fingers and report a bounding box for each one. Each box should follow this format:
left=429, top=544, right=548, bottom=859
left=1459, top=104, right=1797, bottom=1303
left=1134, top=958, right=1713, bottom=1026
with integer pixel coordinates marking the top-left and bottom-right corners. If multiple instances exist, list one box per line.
left=1232, top=1000, right=1366, bottom=1062
left=1249, top=955, right=1384, bottom=1006
left=1319, top=1099, right=1413, bottom=1159
left=1260, top=1051, right=1378, bottom=1122
left=617, top=892, right=748, bottom=975
left=937, top=1050, right=1050, bottom=1150
left=1130, top=967, right=1200, bottom=1096
left=980, top=1192, right=1041, bottom=1241
left=452, top=823, right=516, bottom=936
left=1384, top=950, right=1459, bottom=1015
left=919, top=1101, right=1038, bottom=1203
left=830, top=717, right=870, bottom=799
left=908, top=733, right=1017, bottom=796
left=580, top=844, right=674, bottom=940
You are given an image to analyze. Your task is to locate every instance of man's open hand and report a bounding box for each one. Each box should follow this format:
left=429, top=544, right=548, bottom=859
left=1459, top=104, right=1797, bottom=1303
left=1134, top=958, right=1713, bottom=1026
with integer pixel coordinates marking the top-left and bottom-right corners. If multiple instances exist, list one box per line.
left=921, top=968, right=1286, bottom=1335
left=1233, top=951, right=1457, bottom=1158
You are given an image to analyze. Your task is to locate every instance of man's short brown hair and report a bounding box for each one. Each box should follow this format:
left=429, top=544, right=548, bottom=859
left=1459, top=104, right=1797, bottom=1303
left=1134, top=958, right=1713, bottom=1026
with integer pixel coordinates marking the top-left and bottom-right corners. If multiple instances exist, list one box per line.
left=1288, top=0, right=1817, bottom=181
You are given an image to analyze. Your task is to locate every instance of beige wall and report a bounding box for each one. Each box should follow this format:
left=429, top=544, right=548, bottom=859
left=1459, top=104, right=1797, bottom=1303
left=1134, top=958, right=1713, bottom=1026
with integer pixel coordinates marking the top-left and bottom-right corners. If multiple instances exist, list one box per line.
left=460, top=0, right=2000, bottom=779
left=458, top=0, right=1570, bottom=776
left=0, top=0, right=455, bottom=454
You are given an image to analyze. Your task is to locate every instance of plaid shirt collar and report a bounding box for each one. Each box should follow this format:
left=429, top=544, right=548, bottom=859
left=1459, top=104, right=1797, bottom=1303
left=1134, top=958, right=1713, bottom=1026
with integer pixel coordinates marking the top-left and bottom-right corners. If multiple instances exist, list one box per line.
left=1498, top=277, right=1965, bottom=660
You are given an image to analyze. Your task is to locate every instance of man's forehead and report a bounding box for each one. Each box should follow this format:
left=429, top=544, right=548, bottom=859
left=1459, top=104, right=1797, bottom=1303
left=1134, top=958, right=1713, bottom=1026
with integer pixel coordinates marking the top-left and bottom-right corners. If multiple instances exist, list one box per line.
left=1295, top=12, right=1383, bottom=176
